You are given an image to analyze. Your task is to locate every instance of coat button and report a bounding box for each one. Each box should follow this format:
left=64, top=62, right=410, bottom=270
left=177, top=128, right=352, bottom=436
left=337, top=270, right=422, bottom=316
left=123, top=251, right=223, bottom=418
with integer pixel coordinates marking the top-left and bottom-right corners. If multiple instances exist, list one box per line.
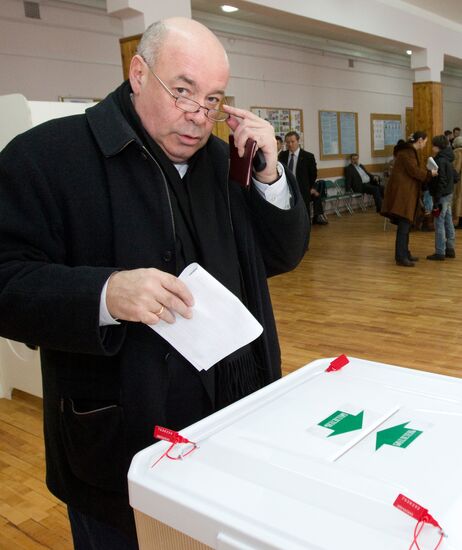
left=162, top=250, right=172, bottom=262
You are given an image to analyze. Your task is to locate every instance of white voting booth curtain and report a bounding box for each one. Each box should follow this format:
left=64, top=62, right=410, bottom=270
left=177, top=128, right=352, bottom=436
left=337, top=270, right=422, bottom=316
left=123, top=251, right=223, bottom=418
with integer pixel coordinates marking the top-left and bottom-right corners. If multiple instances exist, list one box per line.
left=0, top=94, right=96, bottom=398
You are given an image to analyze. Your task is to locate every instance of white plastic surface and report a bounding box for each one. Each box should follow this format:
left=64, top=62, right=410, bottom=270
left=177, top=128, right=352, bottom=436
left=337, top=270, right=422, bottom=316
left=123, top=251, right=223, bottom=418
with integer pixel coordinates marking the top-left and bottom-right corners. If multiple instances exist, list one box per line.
left=0, top=94, right=32, bottom=152
left=0, top=339, right=42, bottom=398
left=129, top=357, right=462, bottom=549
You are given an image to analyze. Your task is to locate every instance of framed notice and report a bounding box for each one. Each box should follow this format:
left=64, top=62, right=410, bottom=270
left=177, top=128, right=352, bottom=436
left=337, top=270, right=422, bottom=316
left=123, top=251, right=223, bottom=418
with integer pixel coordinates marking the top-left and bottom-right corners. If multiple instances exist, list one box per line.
left=319, top=110, right=358, bottom=160
left=251, top=106, right=304, bottom=146
left=371, top=114, right=402, bottom=157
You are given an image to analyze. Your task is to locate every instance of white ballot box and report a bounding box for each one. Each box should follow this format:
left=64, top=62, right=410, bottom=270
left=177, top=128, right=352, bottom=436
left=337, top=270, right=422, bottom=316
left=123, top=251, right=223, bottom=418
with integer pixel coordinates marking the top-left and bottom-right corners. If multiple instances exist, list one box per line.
left=128, top=357, right=462, bottom=549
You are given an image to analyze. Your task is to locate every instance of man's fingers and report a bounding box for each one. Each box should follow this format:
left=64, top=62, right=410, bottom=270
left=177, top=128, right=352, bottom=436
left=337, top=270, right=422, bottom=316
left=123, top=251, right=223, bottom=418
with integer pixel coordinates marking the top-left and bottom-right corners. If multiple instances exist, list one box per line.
left=106, top=268, right=195, bottom=323
left=160, top=274, right=194, bottom=308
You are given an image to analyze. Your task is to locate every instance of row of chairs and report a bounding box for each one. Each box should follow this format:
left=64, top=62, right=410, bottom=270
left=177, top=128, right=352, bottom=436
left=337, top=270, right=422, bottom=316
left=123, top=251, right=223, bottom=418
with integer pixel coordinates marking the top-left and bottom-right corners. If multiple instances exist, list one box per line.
left=322, top=177, right=370, bottom=216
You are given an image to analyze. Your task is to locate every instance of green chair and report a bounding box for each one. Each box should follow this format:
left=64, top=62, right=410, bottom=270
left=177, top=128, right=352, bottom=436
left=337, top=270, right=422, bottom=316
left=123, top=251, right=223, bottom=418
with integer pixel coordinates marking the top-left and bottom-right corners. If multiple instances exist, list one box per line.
left=322, top=180, right=341, bottom=217
left=337, top=177, right=367, bottom=213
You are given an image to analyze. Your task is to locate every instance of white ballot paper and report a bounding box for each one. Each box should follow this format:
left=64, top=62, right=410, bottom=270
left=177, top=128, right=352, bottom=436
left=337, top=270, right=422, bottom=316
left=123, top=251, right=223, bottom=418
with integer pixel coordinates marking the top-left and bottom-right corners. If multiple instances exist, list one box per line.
left=426, top=156, right=438, bottom=171
left=149, top=263, right=263, bottom=371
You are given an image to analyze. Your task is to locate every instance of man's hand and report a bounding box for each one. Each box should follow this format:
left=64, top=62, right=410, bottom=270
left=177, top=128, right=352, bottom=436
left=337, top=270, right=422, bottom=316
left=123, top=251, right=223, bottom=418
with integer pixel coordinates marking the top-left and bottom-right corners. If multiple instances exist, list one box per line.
left=106, top=269, right=194, bottom=325
left=310, top=188, right=320, bottom=197
left=224, top=105, right=278, bottom=184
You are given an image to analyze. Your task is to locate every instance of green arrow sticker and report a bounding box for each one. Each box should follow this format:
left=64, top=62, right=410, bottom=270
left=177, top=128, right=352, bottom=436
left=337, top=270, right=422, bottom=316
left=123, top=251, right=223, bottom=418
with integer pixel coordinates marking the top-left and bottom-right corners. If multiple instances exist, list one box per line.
left=376, top=422, right=422, bottom=450
left=318, top=410, right=364, bottom=437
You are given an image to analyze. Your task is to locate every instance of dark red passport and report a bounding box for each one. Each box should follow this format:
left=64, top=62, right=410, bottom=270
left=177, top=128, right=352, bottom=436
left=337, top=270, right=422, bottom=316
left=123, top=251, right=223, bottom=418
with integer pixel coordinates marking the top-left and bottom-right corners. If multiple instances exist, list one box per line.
left=229, top=135, right=257, bottom=189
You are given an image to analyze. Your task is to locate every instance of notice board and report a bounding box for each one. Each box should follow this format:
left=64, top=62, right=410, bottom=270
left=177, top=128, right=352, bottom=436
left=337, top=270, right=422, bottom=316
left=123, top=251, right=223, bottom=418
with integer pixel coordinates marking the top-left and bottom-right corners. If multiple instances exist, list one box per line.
left=319, top=110, right=358, bottom=160
left=251, top=106, right=304, bottom=145
left=370, top=114, right=402, bottom=157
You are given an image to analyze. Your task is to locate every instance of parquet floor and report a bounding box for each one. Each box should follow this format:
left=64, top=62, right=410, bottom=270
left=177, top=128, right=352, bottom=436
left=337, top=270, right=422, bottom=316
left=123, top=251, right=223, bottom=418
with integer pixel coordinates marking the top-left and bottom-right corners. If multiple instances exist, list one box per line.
left=1, top=209, right=462, bottom=549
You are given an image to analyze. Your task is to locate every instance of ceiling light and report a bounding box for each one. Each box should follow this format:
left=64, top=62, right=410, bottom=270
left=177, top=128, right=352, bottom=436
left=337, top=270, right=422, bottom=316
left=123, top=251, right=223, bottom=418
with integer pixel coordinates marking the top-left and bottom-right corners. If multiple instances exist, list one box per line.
left=406, top=49, right=412, bottom=55
left=221, top=5, right=239, bottom=13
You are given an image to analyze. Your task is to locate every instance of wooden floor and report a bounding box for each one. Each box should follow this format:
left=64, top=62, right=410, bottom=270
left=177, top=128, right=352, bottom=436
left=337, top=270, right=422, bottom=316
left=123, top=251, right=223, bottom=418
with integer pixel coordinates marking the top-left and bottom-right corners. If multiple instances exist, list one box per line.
left=1, top=209, right=462, bottom=549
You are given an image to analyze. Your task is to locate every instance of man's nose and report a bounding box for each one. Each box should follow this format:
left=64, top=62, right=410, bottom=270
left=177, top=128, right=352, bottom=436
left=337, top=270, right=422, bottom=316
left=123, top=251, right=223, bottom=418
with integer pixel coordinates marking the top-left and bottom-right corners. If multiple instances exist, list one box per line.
left=184, top=107, right=208, bottom=124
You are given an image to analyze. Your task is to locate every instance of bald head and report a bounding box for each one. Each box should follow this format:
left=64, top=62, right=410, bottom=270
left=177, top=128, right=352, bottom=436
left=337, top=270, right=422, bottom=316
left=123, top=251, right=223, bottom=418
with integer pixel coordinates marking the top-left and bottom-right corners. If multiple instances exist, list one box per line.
left=137, top=17, right=229, bottom=74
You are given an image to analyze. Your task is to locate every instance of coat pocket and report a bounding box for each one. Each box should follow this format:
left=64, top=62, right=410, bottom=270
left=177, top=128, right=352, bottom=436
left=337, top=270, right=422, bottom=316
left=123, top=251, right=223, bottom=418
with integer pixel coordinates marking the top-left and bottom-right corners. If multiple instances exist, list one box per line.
left=59, top=397, right=128, bottom=493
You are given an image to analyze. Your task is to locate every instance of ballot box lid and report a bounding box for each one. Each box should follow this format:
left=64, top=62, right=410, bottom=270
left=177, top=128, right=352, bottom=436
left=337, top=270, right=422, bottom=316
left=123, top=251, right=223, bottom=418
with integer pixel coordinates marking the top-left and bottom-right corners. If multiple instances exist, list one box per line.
left=128, top=357, right=462, bottom=549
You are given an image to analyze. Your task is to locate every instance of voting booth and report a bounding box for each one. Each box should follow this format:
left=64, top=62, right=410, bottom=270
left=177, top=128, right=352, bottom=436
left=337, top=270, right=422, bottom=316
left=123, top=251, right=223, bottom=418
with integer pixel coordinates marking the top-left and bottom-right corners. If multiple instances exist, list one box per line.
left=0, top=93, right=97, bottom=399
left=128, top=357, right=462, bottom=549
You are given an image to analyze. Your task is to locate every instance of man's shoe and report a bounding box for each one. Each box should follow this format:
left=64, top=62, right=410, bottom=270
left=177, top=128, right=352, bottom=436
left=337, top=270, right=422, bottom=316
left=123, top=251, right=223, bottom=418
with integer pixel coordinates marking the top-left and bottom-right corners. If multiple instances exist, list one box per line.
left=426, top=253, right=445, bottom=261
left=313, top=216, right=328, bottom=225
left=446, top=248, right=456, bottom=258
left=408, top=255, right=419, bottom=262
left=396, top=258, right=415, bottom=267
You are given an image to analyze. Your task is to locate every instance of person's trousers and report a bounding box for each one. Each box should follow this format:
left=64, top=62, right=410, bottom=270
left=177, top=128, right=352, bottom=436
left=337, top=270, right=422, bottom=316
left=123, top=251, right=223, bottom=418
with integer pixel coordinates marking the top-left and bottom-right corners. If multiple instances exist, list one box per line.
left=68, top=506, right=139, bottom=550
left=361, top=183, right=382, bottom=212
left=395, top=217, right=412, bottom=261
left=423, top=190, right=433, bottom=213
left=434, top=194, right=456, bottom=255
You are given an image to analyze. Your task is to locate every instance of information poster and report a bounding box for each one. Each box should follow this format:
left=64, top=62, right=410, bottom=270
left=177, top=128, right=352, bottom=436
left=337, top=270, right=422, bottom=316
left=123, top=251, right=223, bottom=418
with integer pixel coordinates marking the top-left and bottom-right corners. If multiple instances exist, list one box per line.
left=340, top=112, right=357, bottom=155
left=320, top=111, right=339, bottom=156
left=319, top=110, right=358, bottom=159
left=371, top=114, right=402, bottom=156
left=384, top=120, right=402, bottom=146
left=373, top=120, right=385, bottom=150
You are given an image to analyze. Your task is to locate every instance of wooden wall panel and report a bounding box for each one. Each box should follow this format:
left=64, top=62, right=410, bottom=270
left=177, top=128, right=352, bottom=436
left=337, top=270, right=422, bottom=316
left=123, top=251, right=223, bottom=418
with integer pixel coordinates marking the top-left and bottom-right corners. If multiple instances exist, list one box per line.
left=412, top=82, right=443, bottom=158
left=119, top=34, right=142, bottom=80
left=317, top=163, right=386, bottom=179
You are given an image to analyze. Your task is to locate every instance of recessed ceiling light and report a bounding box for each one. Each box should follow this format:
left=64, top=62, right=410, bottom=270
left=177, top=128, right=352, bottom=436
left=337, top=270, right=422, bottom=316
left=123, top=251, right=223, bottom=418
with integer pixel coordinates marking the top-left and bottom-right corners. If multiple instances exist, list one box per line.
left=221, top=5, right=239, bottom=13
left=406, top=49, right=412, bottom=55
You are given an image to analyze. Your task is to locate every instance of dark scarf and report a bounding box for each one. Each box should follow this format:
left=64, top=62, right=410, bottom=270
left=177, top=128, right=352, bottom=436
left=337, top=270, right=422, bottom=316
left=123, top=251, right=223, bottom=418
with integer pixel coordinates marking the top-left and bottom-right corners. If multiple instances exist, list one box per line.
left=114, top=82, right=263, bottom=409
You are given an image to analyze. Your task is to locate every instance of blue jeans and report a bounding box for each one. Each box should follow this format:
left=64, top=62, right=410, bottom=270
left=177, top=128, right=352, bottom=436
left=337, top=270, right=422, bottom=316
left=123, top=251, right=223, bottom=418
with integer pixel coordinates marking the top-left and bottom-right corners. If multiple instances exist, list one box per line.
left=68, top=507, right=139, bottom=550
left=423, top=190, right=433, bottom=213
left=434, top=194, right=455, bottom=255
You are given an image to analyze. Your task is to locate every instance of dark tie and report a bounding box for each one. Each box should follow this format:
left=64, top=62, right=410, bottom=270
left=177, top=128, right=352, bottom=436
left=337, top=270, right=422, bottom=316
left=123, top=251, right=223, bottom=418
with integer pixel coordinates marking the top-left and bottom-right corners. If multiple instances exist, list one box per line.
left=288, top=153, right=295, bottom=173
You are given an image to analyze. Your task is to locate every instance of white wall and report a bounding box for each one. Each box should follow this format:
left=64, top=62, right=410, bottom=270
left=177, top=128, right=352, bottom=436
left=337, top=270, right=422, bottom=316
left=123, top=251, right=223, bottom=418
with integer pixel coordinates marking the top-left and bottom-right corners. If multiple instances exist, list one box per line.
left=217, top=30, right=413, bottom=167
left=442, top=73, right=462, bottom=132
left=0, top=0, right=123, bottom=101
left=1, top=0, right=461, bottom=165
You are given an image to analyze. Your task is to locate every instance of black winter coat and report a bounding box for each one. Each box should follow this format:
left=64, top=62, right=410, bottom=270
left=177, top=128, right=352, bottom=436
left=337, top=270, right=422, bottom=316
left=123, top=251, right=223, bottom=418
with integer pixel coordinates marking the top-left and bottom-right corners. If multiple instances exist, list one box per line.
left=0, top=89, right=309, bottom=533
left=430, top=146, right=456, bottom=201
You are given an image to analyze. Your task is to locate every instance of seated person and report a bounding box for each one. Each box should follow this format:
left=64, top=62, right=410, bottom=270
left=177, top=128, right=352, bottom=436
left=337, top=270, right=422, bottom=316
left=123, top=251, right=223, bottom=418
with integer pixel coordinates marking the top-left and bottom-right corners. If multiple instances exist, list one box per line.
left=345, top=154, right=384, bottom=212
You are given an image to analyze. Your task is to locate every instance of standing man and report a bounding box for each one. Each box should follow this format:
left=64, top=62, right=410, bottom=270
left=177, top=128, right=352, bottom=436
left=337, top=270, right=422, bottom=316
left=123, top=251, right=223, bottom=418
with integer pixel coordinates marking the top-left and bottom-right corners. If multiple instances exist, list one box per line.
left=279, top=131, right=328, bottom=225
left=276, top=135, right=284, bottom=154
left=451, top=127, right=461, bottom=148
left=0, top=18, right=308, bottom=549
left=345, top=153, right=384, bottom=213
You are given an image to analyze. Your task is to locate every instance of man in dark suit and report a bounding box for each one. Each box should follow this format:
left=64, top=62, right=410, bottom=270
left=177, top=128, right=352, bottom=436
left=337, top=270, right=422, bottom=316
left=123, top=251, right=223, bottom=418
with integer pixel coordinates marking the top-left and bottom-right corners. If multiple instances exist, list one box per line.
left=279, top=131, right=328, bottom=224
left=345, top=154, right=383, bottom=212
left=0, top=18, right=308, bottom=550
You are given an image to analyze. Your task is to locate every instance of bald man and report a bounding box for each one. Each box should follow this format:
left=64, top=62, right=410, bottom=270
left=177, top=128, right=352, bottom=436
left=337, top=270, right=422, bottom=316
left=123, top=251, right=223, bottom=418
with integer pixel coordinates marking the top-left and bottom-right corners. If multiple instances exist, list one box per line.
left=0, top=18, right=308, bottom=548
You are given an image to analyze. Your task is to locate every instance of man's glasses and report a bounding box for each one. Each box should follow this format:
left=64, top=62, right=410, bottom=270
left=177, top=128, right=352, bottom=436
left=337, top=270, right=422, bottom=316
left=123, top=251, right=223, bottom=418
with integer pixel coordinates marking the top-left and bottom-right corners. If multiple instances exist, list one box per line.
left=144, top=62, right=229, bottom=123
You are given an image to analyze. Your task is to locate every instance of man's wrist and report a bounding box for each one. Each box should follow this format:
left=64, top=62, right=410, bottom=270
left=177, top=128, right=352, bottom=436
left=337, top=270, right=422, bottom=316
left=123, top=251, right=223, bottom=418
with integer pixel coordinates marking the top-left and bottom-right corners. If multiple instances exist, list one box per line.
left=254, top=163, right=283, bottom=185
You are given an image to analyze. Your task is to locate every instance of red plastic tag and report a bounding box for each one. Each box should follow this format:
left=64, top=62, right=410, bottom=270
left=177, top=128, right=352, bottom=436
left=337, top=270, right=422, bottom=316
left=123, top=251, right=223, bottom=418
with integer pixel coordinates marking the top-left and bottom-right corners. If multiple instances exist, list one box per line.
left=394, top=494, right=428, bottom=522
left=154, top=425, right=190, bottom=445
left=151, top=426, right=198, bottom=468
left=326, top=354, right=349, bottom=372
left=393, top=494, right=444, bottom=549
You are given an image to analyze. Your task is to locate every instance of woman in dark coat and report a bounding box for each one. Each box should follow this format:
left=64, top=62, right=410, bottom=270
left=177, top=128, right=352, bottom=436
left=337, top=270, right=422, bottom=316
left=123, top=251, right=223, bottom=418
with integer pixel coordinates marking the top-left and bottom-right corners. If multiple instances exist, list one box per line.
left=381, top=132, right=435, bottom=267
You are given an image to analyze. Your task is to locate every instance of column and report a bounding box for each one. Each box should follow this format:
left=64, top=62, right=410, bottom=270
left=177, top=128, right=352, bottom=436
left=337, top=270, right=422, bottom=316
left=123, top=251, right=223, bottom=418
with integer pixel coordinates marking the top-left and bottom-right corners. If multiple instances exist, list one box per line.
left=411, top=49, right=444, bottom=157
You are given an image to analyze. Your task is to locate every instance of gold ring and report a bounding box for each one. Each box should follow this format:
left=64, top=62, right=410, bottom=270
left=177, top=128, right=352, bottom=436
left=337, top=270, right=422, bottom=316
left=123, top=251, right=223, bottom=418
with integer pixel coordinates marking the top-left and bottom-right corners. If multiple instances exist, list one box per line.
left=155, top=305, right=164, bottom=316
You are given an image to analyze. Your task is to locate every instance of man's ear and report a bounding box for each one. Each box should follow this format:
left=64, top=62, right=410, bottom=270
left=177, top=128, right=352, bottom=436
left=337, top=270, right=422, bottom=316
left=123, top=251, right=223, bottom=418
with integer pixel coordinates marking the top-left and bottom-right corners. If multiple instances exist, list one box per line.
left=129, top=55, right=146, bottom=94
